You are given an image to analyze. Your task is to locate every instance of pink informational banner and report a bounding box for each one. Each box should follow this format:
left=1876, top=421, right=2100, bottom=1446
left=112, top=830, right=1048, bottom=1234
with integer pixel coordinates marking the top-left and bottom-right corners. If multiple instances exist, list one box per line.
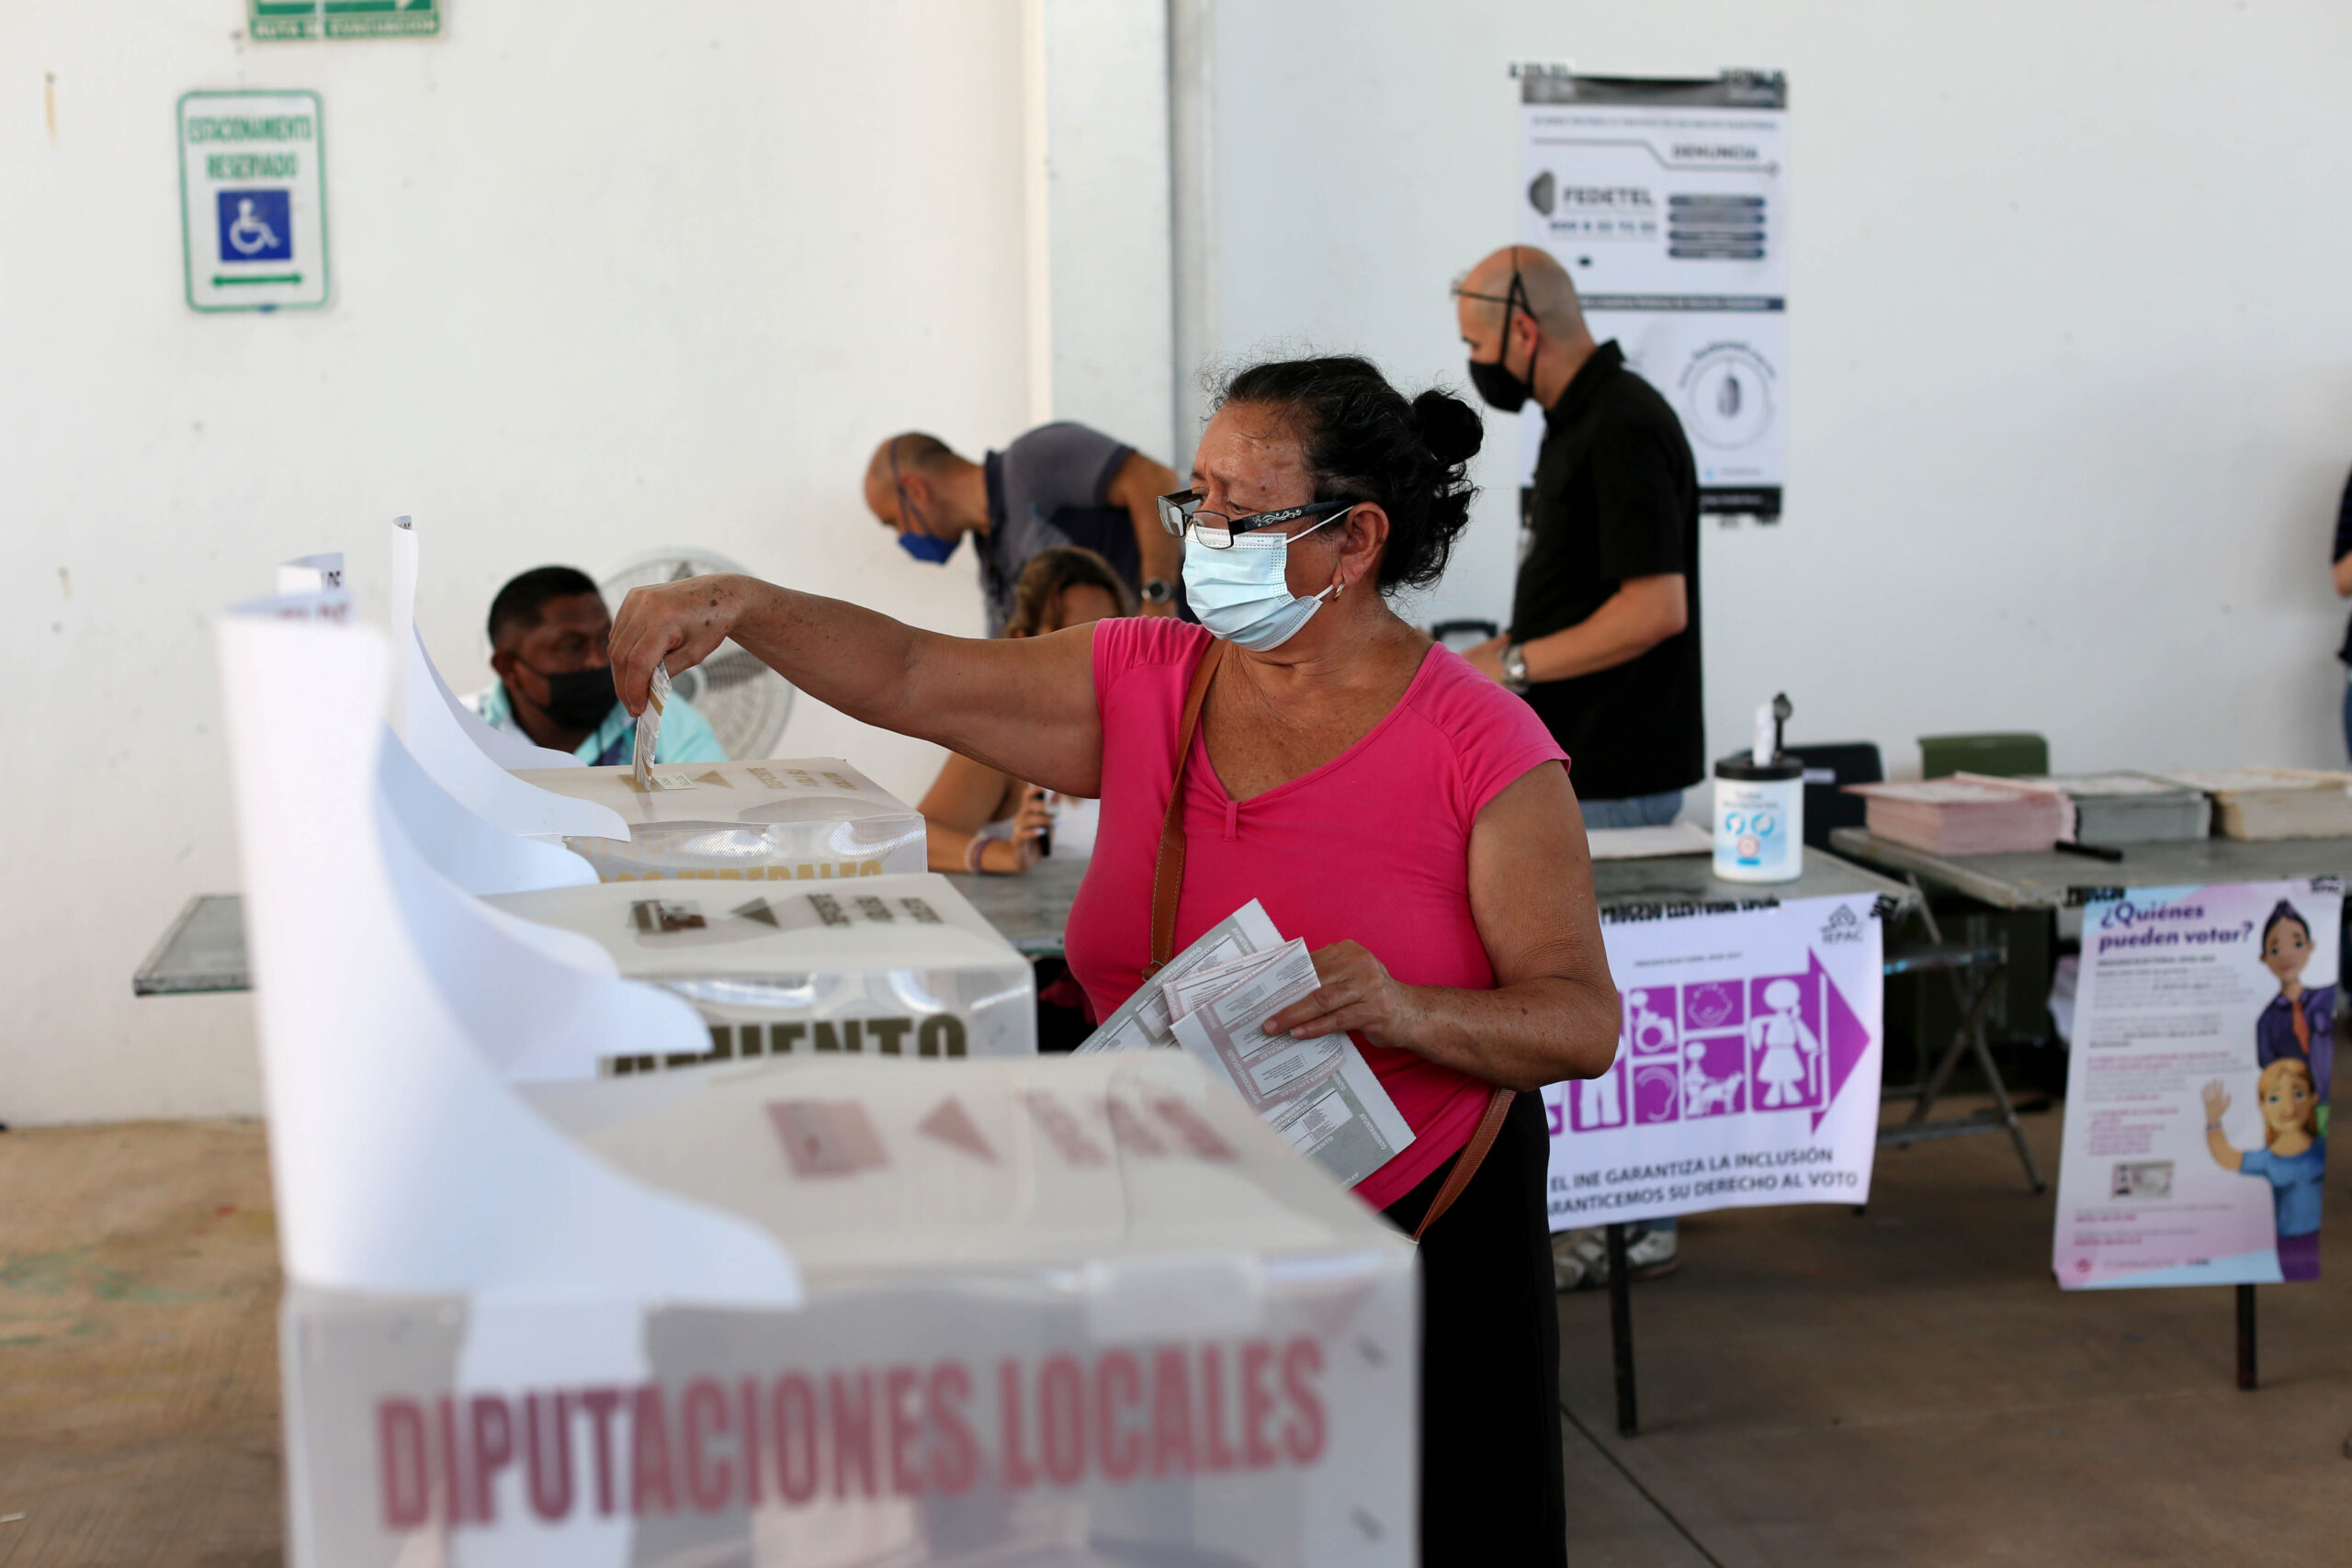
left=1540, top=895, right=1885, bottom=1229
left=2054, top=879, right=2337, bottom=1289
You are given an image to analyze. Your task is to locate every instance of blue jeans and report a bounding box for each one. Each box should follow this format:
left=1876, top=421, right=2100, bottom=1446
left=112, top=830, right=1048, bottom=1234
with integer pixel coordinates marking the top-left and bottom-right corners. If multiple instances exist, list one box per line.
left=1579, top=789, right=1684, bottom=830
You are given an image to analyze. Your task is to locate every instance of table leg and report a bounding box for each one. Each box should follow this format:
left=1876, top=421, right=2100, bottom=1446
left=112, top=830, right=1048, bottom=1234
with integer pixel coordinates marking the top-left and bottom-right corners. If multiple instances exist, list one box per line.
left=1606, top=1222, right=1638, bottom=1437
left=2236, top=1284, right=2257, bottom=1392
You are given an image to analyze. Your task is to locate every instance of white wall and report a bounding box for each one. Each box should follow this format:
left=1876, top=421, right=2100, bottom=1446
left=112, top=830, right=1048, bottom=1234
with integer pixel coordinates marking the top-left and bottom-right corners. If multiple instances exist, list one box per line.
left=1, top=1, right=1036, bottom=1122
left=1182, top=0, right=2352, bottom=783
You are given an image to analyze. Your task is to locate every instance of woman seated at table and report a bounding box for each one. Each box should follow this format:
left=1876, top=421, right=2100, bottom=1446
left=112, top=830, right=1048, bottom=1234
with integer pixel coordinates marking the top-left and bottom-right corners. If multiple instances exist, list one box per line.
left=608, top=353, right=1620, bottom=1567
left=918, top=547, right=1132, bottom=874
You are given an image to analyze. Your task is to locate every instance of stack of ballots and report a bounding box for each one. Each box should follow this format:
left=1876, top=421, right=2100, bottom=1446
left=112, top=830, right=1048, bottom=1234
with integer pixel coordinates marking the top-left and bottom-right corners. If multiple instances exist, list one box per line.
left=2159, top=767, right=2352, bottom=840
left=2020, top=773, right=2211, bottom=844
left=1843, top=773, right=2074, bottom=855
left=515, top=755, right=928, bottom=882
left=1080, top=902, right=1416, bottom=1191
left=221, top=604, right=1418, bottom=1567
left=487, top=872, right=1035, bottom=1077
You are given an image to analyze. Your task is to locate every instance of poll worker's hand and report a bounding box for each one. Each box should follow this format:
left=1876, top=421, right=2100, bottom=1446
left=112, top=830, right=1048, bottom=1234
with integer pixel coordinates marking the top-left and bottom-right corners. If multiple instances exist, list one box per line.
left=609, top=574, right=750, bottom=715
left=1461, top=634, right=1509, bottom=684
left=1264, top=940, right=1417, bottom=1047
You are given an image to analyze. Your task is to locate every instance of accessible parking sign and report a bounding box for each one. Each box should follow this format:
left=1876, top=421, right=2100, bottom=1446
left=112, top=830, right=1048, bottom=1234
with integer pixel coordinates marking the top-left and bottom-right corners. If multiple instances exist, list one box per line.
left=178, top=90, right=328, bottom=312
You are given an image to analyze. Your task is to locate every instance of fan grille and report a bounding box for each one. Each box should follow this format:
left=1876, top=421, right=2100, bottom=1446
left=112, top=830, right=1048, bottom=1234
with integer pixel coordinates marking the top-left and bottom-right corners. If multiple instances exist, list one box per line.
left=601, top=549, right=796, bottom=761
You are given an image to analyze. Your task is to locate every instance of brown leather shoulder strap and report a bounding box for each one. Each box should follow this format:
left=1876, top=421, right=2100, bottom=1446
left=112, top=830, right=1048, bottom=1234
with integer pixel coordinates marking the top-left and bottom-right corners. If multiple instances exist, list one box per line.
left=1411, top=1086, right=1516, bottom=1242
left=1145, top=638, right=1227, bottom=978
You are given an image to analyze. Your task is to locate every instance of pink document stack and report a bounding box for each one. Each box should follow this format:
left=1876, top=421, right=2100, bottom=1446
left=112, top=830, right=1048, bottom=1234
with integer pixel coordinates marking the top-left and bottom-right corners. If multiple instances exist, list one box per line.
left=1843, top=774, right=2075, bottom=855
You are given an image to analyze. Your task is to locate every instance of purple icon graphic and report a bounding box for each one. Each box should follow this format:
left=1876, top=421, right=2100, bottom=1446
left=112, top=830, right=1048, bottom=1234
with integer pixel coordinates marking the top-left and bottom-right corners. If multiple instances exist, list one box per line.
left=1625, top=987, right=1679, bottom=1055
left=1681, top=1035, right=1747, bottom=1118
left=1683, top=980, right=1742, bottom=1032
left=1747, top=972, right=1826, bottom=1111
left=1633, top=1062, right=1681, bottom=1124
left=1570, top=1060, right=1628, bottom=1130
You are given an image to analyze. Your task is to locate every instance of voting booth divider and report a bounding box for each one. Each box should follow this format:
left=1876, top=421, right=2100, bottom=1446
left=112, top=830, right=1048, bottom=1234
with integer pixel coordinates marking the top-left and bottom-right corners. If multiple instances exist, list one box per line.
left=218, top=600, right=1417, bottom=1566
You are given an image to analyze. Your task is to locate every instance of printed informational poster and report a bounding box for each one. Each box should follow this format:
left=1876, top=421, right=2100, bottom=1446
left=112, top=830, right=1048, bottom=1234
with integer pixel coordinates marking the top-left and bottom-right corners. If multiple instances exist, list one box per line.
left=1517, top=68, right=1788, bottom=517
left=248, top=0, right=441, bottom=41
left=2054, top=880, right=2336, bottom=1289
left=1542, top=895, right=1883, bottom=1228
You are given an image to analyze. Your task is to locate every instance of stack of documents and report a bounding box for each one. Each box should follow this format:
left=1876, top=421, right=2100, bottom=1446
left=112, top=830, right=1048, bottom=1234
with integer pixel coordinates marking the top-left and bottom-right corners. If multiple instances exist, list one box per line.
left=487, top=872, right=1036, bottom=1077
left=2158, top=768, right=2352, bottom=840
left=1844, top=774, right=2073, bottom=855
left=512, top=754, right=927, bottom=881
left=1078, top=902, right=1416, bottom=1190
left=2022, top=773, right=2212, bottom=844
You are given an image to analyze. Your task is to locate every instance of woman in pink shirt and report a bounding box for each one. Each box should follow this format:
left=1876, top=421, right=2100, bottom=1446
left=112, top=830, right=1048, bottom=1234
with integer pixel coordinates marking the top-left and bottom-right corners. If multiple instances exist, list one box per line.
left=612, top=355, right=1621, bottom=1567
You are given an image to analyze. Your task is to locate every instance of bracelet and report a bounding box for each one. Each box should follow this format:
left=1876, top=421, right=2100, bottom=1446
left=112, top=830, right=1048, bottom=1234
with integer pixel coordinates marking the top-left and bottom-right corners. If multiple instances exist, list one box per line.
left=963, top=835, right=990, bottom=874
left=2206, top=1122, right=2222, bottom=1131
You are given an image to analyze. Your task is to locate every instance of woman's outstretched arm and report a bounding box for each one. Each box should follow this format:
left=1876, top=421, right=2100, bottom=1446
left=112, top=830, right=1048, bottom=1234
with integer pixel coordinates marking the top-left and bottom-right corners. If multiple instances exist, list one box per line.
left=609, top=574, right=1105, bottom=796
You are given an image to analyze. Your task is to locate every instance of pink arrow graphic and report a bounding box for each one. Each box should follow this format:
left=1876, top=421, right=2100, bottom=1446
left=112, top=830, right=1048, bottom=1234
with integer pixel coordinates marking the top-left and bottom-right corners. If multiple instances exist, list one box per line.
left=1811, top=950, right=1871, bottom=1133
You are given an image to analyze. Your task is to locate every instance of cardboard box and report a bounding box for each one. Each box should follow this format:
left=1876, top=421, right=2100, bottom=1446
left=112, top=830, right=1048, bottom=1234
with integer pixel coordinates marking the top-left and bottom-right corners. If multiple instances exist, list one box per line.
left=511, top=758, right=928, bottom=883
left=283, top=1055, right=1417, bottom=1568
left=486, top=873, right=1037, bottom=1074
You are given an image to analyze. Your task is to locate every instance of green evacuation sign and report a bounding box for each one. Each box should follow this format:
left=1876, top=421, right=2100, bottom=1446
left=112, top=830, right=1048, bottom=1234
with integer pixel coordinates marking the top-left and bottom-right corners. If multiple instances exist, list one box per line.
left=249, top=0, right=440, bottom=42
left=178, top=91, right=329, bottom=312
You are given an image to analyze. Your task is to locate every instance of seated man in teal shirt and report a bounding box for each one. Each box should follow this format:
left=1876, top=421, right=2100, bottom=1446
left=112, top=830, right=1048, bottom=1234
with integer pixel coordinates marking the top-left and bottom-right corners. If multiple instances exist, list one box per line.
left=474, top=566, right=728, bottom=766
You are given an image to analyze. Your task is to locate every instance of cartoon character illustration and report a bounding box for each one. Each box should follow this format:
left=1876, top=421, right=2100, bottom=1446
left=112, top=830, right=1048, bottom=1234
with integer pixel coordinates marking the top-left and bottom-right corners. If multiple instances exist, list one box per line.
left=2201, top=1064, right=2325, bottom=1281
left=1747, top=976, right=1824, bottom=1109
left=2254, top=900, right=2334, bottom=1133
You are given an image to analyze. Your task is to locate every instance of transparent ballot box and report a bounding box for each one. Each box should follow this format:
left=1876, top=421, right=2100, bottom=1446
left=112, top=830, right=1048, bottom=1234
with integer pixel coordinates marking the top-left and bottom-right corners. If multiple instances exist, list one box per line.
left=485, top=873, right=1037, bottom=1075
left=510, top=757, right=928, bottom=883
left=282, top=1055, right=1418, bottom=1568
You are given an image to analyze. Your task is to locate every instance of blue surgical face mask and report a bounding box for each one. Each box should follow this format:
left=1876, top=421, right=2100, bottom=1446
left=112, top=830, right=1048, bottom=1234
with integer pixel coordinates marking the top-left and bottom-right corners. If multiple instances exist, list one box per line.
left=897, top=529, right=960, bottom=565
left=1181, top=510, right=1351, bottom=651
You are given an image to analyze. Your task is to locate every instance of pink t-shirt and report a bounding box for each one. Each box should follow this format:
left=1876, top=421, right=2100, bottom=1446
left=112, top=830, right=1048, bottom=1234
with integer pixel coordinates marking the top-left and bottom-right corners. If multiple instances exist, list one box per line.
left=1066, top=617, right=1570, bottom=1210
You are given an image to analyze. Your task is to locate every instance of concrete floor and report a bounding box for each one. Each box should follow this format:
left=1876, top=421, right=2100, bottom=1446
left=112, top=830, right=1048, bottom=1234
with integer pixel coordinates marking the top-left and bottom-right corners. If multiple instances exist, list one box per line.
left=0, top=1106, right=2345, bottom=1566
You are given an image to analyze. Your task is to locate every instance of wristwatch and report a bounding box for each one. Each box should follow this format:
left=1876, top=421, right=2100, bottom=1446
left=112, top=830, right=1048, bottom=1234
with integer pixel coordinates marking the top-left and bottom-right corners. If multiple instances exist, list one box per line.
left=1500, top=642, right=1531, bottom=694
left=1140, top=578, right=1175, bottom=606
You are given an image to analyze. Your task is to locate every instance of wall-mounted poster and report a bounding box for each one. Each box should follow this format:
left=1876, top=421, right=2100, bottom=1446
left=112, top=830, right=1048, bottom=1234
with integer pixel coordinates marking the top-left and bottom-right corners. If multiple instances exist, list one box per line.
left=2054, top=880, right=2336, bottom=1289
left=1542, top=894, right=1883, bottom=1228
left=1517, top=68, right=1788, bottom=519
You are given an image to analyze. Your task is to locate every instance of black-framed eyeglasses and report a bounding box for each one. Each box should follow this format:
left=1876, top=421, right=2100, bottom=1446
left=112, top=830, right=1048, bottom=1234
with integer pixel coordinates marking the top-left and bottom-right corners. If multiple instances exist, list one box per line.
left=1156, top=491, right=1355, bottom=549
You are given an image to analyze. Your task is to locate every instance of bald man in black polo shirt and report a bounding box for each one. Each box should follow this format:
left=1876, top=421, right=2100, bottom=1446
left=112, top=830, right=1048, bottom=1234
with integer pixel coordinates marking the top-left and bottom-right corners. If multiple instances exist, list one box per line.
left=1454, top=243, right=1703, bottom=1289
left=1453, top=244, right=1702, bottom=833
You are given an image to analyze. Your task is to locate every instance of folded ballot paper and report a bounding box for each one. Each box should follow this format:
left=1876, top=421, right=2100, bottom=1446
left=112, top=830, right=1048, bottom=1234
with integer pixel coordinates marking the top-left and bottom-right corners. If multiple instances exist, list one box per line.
left=218, top=605, right=1415, bottom=1568
left=514, top=755, right=930, bottom=882
left=1077, top=903, right=1415, bottom=1190
left=485, top=872, right=1037, bottom=1075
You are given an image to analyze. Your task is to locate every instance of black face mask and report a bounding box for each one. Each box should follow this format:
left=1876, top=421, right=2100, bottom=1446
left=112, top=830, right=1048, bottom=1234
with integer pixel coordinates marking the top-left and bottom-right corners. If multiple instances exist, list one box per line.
left=525, top=663, right=617, bottom=730
left=1465, top=266, right=1536, bottom=412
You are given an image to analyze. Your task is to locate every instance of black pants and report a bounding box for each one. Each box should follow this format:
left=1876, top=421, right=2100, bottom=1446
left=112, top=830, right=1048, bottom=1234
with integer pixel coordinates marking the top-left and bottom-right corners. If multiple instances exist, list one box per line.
left=1381, top=1091, right=1566, bottom=1568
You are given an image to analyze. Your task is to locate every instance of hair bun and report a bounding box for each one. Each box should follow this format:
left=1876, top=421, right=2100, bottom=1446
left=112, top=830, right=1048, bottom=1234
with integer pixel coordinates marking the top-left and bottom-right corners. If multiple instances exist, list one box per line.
left=1411, top=389, right=1485, bottom=467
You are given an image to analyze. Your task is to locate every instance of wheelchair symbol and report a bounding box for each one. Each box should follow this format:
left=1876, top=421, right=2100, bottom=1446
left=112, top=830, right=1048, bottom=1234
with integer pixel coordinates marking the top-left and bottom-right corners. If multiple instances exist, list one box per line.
left=215, top=188, right=292, bottom=264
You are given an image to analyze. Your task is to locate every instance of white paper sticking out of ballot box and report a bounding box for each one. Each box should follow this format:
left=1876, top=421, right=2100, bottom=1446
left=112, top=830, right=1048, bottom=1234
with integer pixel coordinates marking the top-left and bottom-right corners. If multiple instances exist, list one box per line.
left=485, top=871, right=1037, bottom=1077
left=513, top=755, right=930, bottom=882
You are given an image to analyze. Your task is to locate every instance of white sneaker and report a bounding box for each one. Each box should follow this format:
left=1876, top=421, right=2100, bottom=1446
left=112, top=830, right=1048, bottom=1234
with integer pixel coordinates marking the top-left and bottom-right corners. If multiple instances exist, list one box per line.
left=1549, top=1224, right=1679, bottom=1292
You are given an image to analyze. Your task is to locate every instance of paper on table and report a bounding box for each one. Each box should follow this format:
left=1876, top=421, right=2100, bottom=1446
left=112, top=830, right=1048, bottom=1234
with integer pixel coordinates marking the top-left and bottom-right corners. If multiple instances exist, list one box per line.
left=1073, top=900, right=1284, bottom=1054
left=633, top=662, right=671, bottom=791
left=1585, top=822, right=1714, bottom=860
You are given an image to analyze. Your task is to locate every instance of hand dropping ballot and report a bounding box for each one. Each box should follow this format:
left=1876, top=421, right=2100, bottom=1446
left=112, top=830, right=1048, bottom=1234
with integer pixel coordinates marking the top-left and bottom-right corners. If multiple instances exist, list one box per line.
left=632, top=661, right=694, bottom=791
left=1078, top=902, right=1415, bottom=1189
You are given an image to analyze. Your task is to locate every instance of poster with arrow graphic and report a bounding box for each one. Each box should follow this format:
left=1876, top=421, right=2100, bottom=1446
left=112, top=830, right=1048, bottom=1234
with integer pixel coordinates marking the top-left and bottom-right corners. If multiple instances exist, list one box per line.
left=1517, top=69, right=1788, bottom=517
left=1541, top=895, right=1883, bottom=1228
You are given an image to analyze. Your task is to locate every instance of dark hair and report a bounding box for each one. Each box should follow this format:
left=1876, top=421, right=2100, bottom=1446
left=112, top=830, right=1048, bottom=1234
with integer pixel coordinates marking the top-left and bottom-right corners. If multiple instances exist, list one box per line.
left=1004, top=547, right=1134, bottom=637
left=1215, top=355, right=1484, bottom=591
left=2261, top=900, right=2312, bottom=952
left=488, top=565, right=602, bottom=644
